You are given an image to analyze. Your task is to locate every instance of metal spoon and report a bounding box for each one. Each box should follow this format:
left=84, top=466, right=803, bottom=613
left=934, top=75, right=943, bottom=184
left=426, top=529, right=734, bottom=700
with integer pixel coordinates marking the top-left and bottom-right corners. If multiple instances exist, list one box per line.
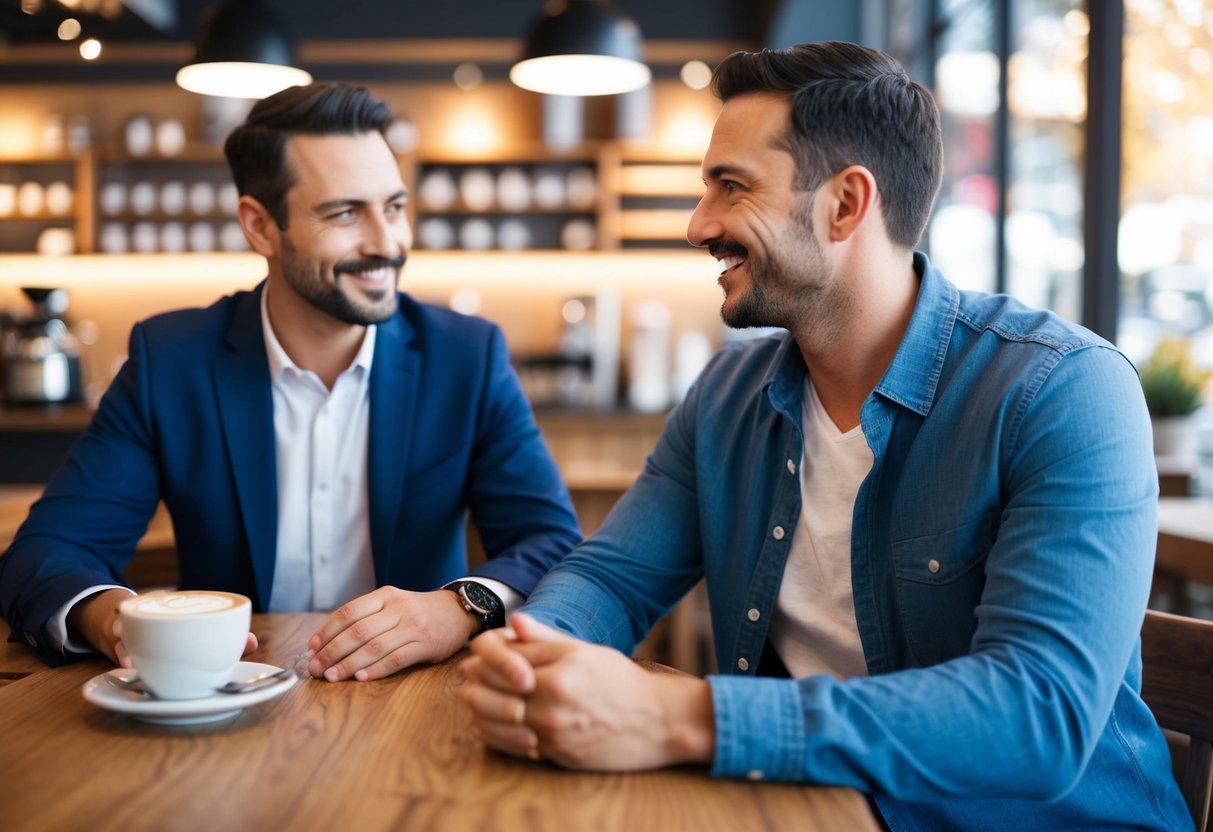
left=108, top=667, right=294, bottom=698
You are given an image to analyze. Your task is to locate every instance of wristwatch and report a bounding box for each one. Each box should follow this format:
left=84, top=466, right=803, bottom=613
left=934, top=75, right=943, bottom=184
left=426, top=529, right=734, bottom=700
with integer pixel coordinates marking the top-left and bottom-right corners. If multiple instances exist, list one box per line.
left=444, top=580, right=505, bottom=636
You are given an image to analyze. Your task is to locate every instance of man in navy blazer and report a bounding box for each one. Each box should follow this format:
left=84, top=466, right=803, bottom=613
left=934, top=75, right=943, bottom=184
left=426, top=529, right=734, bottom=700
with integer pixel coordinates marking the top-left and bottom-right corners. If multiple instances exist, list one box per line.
left=0, top=83, right=581, bottom=681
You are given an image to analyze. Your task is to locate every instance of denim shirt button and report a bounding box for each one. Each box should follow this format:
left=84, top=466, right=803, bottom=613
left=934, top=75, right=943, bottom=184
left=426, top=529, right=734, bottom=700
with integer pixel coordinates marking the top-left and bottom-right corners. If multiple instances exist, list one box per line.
left=772, top=525, right=785, bottom=540
left=747, top=608, right=760, bottom=622
left=737, top=657, right=750, bottom=671
left=928, top=559, right=941, bottom=574
left=747, top=769, right=765, bottom=781
left=786, top=458, right=796, bottom=474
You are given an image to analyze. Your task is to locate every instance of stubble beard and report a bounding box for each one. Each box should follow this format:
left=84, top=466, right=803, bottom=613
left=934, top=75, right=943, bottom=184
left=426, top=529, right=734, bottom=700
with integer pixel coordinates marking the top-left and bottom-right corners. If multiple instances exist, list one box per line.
left=280, top=237, right=402, bottom=326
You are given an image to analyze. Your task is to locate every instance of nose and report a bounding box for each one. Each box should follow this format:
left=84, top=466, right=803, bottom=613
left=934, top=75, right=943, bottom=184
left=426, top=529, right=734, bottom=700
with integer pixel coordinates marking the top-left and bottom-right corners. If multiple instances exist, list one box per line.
left=686, top=194, right=723, bottom=248
left=363, top=210, right=410, bottom=258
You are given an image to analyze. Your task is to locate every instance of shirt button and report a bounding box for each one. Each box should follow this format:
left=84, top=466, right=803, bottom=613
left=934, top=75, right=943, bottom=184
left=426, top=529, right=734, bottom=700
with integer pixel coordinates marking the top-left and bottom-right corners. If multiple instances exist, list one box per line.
left=746, top=770, right=765, bottom=781
left=786, top=458, right=796, bottom=474
left=318, top=482, right=328, bottom=492
left=737, top=657, right=750, bottom=671
left=928, top=559, right=940, bottom=574
left=319, top=554, right=330, bottom=565
left=772, top=526, right=785, bottom=541
left=747, top=608, right=760, bottom=622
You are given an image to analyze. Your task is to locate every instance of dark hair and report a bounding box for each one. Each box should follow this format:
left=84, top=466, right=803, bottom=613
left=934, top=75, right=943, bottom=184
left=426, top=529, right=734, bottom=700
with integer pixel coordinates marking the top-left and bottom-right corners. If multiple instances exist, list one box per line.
left=712, top=41, right=942, bottom=248
left=223, top=82, right=394, bottom=229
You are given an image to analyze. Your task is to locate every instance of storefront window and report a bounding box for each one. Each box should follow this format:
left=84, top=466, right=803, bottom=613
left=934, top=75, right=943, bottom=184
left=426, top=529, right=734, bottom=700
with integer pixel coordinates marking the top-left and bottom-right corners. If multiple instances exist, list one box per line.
left=1117, top=0, right=1213, bottom=369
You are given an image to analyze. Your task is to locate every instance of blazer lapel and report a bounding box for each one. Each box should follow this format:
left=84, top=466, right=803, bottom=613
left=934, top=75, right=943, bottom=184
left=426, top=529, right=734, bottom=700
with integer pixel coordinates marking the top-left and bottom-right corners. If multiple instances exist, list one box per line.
left=367, top=304, right=419, bottom=582
left=213, top=283, right=278, bottom=608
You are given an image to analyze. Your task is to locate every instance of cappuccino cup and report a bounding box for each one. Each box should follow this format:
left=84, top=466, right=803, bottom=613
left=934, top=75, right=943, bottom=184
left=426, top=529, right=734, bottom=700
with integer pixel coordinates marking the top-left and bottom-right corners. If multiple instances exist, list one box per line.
left=119, top=591, right=251, bottom=700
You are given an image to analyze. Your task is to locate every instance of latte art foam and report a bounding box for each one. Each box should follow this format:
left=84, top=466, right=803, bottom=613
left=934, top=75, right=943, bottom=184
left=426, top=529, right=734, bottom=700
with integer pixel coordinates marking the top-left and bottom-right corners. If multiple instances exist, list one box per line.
left=125, top=591, right=243, bottom=617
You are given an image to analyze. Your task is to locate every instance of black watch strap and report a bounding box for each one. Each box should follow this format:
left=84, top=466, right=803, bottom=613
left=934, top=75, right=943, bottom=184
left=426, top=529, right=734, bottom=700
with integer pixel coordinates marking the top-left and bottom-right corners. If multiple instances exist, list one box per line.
left=444, top=580, right=505, bottom=635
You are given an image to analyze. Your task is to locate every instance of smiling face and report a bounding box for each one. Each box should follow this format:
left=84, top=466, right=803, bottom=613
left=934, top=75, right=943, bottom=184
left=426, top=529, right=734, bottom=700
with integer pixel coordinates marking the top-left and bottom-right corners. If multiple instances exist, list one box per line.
left=273, top=131, right=412, bottom=326
left=687, top=93, right=840, bottom=332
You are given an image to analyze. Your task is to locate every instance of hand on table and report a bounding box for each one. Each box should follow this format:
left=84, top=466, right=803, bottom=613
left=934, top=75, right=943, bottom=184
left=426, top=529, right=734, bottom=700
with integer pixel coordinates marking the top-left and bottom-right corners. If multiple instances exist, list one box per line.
left=458, top=612, right=716, bottom=771
left=68, top=588, right=257, bottom=666
left=307, top=586, right=476, bottom=682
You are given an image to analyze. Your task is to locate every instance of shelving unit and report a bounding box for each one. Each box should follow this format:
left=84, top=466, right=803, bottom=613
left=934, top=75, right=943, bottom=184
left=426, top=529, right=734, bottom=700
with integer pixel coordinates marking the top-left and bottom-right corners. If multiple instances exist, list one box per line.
left=0, top=142, right=703, bottom=255
left=0, top=153, right=94, bottom=254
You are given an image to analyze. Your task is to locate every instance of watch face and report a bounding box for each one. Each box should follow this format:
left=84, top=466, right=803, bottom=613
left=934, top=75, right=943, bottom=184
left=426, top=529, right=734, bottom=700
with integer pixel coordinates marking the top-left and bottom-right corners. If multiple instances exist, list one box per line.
left=463, top=583, right=500, bottom=613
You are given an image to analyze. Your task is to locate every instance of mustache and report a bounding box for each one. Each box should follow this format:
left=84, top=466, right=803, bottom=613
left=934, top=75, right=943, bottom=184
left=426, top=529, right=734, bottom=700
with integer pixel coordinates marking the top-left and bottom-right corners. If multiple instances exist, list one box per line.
left=707, top=241, right=747, bottom=259
left=334, top=255, right=406, bottom=276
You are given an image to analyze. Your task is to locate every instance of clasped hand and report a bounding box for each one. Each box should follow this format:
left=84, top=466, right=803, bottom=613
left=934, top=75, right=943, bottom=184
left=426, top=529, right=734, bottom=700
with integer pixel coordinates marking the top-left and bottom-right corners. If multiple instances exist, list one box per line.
left=457, top=613, right=716, bottom=771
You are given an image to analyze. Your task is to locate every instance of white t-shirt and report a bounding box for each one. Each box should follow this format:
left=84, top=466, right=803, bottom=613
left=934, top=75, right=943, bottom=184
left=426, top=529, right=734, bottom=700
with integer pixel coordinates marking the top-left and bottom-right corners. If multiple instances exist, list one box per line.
left=768, top=378, right=873, bottom=679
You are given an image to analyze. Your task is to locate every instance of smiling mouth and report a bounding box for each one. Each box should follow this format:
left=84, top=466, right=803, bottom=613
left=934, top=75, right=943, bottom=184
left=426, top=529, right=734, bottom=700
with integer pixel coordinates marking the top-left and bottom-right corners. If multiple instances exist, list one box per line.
left=715, top=254, right=746, bottom=276
left=341, top=266, right=396, bottom=285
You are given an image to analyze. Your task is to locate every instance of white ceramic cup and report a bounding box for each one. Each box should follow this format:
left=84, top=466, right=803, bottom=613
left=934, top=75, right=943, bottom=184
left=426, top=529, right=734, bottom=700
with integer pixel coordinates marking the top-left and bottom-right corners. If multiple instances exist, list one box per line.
left=119, top=590, right=251, bottom=700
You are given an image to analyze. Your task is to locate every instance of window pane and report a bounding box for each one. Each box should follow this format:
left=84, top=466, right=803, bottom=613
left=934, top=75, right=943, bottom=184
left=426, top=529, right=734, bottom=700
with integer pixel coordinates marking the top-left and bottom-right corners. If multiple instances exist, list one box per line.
left=1007, top=0, right=1085, bottom=320
left=928, top=0, right=999, bottom=293
left=1118, top=0, right=1213, bottom=368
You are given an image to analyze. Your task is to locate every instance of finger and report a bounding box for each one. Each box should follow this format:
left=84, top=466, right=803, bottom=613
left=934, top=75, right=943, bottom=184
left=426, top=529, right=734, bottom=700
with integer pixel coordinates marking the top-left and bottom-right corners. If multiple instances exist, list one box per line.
left=460, top=678, right=531, bottom=725
left=510, top=612, right=580, bottom=645
left=459, top=652, right=533, bottom=695
left=307, top=592, right=386, bottom=652
left=243, top=632, right=258, bottom=657
left=308, top=611, right=396, bottom=679
left=469, top=629, right=536, bottom=693
left=475, top=717, right=541, bottom=760
left=114, top=638, right=133, bottom=669
left=348, top=640, right=435, bottom=681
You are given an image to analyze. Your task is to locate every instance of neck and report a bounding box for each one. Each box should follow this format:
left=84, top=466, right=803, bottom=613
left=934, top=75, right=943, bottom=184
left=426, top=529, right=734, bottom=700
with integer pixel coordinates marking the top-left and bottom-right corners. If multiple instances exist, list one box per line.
left=264, top=275, right=366, bottom=390
left=792, top=247, right=919, bottom=432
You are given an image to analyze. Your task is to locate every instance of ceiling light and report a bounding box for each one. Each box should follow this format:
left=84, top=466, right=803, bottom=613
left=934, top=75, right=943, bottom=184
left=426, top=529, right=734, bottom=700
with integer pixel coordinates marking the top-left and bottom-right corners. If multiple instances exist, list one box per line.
left=79, top=38, right=101, bottom=60
left=511, top=0, right=651, bottom=96
left=58, top=18, right=82, bottom=40
left=176, top=0, right=313, bottom=99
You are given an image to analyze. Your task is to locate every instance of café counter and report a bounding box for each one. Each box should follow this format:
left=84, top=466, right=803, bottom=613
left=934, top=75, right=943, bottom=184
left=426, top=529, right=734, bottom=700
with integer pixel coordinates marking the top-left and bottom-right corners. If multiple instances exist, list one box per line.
left=0, top=614, right=881, bottom=831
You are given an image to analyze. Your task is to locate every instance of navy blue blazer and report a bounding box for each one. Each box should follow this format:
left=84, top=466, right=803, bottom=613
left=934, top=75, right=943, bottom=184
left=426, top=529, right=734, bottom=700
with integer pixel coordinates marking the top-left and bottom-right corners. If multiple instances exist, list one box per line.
left=0, top=283, right=581, bottom=665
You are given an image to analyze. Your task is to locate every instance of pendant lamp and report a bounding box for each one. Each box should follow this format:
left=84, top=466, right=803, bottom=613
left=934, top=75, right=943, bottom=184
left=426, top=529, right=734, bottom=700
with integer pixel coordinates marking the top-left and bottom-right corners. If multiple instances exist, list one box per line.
left=510, top=0, right=651, bottom=96
left=176, top=0, right=313, bottom=99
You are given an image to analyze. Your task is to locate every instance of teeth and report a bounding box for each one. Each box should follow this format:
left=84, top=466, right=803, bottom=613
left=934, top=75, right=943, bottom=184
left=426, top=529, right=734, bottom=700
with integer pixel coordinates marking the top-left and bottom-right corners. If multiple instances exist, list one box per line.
left=716, top=255, right=745, bottom=273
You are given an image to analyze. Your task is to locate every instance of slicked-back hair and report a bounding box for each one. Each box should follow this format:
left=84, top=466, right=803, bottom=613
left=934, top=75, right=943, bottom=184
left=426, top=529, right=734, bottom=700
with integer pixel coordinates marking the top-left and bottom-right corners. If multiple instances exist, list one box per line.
left=223, top=82, right=394, bottom=229
left=712, top=41, right=942, bottom=248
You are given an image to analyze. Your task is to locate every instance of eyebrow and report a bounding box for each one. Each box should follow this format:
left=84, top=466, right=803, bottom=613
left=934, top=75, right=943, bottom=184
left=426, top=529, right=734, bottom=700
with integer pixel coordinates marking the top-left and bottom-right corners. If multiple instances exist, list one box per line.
left=703, top=164, right=753, bottom=184
left=313, top=188, right=410, bottom=214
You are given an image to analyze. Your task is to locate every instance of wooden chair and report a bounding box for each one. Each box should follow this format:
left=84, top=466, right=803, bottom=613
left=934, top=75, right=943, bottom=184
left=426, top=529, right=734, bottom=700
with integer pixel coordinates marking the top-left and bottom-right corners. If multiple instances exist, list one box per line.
left=1141, top=609, right=1213, bottom=831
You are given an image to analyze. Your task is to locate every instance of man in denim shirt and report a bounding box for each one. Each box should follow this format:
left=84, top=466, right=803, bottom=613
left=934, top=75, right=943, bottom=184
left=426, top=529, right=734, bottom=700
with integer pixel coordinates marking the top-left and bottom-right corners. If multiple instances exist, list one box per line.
left=460, top=41, right=1191, bottom=830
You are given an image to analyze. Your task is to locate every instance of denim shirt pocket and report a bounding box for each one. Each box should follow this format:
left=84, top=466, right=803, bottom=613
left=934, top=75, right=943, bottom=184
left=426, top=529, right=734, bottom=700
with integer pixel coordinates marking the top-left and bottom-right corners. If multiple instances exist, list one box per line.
left=891, top=511, right=997, bottom=667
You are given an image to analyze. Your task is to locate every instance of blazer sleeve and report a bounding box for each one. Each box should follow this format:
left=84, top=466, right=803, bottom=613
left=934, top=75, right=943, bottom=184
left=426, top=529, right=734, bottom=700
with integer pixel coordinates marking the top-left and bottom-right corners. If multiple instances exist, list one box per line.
left=460, top=326, right=582, bottom=595
left=0, top=322, right=161, bottom=665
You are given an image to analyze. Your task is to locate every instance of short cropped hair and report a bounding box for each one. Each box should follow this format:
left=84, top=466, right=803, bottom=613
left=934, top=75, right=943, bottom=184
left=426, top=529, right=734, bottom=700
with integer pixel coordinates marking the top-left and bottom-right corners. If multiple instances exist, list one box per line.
left=712, top=41, right=942, bottom=248
left=223, top=83, right=394, bottom=229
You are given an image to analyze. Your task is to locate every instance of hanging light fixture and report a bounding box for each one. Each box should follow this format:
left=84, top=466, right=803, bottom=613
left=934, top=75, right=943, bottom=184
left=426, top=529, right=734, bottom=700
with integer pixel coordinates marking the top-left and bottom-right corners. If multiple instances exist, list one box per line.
left=176, top=0, right=312, bottom=99
left=510, top=0, right=651, bottom=97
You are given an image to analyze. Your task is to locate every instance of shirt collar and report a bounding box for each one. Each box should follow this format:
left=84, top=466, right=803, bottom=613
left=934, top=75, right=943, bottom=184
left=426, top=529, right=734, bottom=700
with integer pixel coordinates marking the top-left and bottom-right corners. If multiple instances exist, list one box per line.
left=765, top=251, right=957, bottom=420
left=259, top=282, right=377, bottom=382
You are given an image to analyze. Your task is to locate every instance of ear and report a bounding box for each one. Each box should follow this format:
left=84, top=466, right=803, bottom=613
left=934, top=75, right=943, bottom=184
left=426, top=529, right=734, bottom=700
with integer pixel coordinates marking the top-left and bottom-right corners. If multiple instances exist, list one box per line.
left=821, top=164, right=878, bottom=243
left=235, top=195, right=280, bottom=258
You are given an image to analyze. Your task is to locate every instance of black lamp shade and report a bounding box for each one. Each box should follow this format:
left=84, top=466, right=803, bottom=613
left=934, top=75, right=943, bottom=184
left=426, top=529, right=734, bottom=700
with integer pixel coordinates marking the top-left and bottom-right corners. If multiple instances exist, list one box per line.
left=512, top=0, right=651, bottom=96
left=176, top=0, right=313, bottom=99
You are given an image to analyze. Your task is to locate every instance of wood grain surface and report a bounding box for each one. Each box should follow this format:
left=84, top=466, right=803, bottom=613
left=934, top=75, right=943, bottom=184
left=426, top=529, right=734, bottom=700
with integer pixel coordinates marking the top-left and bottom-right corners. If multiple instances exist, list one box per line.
left=0, top=614, right=879, bottom=832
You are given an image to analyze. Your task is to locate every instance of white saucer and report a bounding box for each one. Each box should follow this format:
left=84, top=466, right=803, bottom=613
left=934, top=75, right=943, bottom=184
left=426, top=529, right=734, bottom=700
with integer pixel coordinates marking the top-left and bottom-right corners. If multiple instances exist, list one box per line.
left=82, top=661, right=297, bottom=725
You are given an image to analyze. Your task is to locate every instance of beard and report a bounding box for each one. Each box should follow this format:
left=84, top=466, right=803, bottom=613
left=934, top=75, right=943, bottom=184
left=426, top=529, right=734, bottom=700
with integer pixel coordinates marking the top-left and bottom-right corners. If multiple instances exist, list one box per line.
left=280, top=237, right=404, bottom=326
left=716, top=198, right=834, bottom=332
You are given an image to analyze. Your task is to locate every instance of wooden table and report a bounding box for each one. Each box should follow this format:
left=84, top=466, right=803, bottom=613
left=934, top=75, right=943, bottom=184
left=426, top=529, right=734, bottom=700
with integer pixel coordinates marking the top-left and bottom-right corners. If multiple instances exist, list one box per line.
left=0, top=614, right=880, bottom=832
left=1154, top=498, right=1213, bottom=615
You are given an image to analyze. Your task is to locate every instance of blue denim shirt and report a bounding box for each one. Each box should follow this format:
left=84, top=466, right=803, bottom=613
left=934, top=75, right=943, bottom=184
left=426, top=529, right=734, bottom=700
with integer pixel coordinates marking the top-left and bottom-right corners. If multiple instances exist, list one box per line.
left=525, top=254, right=1192, bottom=830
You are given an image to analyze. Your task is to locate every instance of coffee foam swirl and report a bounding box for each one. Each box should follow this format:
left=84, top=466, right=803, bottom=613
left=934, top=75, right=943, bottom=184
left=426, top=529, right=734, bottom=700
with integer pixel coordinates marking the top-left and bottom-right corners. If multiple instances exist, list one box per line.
left=126, top=592, right=241, bottom=616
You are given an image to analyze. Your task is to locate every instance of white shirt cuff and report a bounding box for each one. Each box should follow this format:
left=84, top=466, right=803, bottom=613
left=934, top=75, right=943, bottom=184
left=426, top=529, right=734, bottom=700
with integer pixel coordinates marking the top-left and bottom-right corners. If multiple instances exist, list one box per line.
left=49, top=585, right=136, bottom=655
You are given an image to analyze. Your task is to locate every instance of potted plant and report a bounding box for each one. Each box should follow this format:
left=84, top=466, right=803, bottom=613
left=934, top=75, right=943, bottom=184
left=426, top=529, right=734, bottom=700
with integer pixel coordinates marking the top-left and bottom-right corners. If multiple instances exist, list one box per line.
left=1139, top=338, right=1211, bottom=457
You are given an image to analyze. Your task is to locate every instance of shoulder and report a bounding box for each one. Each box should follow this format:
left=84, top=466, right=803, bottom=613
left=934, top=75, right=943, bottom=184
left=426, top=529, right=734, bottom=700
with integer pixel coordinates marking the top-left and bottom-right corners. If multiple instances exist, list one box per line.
left=396, top=293, right=499, bottom=346
left=136, top=288, right=256, bottom=344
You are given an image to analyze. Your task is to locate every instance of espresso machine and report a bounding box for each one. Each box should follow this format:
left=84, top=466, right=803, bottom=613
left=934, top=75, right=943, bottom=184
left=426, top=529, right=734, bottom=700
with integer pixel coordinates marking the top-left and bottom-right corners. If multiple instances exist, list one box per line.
left=2, top=286, right=84, bottom=406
